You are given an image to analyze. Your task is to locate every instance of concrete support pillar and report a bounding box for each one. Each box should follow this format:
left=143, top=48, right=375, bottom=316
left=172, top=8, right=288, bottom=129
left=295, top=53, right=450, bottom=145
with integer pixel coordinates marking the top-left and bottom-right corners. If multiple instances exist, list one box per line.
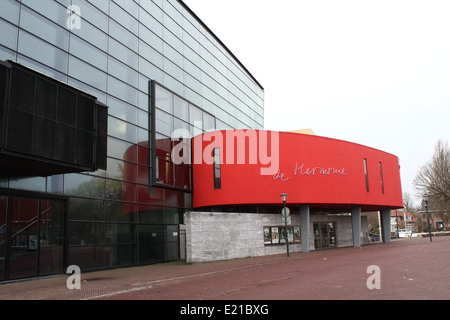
left=380, top=208, right=392, bottom=243
left=300, top=204, right=310, bottom=253
left=351, top=206, right=362, bottom=247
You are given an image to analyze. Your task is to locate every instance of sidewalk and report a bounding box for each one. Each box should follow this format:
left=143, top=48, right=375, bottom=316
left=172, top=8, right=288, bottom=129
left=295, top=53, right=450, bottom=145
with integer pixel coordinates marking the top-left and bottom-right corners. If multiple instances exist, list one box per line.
left=0, top=236, right=449, bottom=300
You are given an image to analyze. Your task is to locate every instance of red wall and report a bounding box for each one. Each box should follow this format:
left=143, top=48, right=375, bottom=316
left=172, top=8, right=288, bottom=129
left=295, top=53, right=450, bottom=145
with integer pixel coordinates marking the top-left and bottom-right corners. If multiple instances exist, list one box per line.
left=192, top=131, right=403, bottom=211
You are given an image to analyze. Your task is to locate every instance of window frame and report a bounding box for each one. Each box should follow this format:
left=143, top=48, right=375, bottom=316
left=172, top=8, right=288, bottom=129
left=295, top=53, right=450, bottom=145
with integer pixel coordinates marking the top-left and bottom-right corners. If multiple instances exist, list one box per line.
left=149, top=80, right=216, bottom=192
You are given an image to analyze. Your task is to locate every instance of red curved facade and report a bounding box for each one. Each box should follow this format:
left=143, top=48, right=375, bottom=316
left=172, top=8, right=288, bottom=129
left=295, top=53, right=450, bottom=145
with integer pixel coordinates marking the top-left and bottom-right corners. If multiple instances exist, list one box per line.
left=193, top=130, right=403, bottom=211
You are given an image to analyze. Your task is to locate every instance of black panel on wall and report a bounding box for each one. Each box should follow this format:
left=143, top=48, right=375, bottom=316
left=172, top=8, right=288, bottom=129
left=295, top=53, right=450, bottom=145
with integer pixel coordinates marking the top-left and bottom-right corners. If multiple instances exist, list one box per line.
left=35, top=77, right=57, bottom=120
left=95, top=102, right=108, bottom=170
left=0, top=62, right=7, bottom=145
left=0, top=60, right=108, bottom=176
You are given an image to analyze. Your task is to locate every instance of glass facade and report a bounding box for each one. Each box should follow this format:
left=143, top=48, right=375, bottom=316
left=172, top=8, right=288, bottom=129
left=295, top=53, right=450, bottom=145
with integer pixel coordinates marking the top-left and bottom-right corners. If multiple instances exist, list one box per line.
left=0, top=0, right=264, bottom=279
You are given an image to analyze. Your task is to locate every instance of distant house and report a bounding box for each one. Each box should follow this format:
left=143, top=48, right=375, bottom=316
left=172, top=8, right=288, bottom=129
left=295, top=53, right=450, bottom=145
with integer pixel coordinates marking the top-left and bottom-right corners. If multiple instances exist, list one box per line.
left=391, top=209, right=417, bottom=236
left=416, top=197, right=449, bottom=231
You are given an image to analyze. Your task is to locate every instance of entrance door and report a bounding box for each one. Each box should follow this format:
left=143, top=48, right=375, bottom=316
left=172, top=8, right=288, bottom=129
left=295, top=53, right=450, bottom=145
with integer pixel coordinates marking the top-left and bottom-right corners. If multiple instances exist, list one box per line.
left=9, top=197, right=40, bottom=279
left=314, top=222, right=336, bottom=249
left=0, top=194, right=66, bottom=281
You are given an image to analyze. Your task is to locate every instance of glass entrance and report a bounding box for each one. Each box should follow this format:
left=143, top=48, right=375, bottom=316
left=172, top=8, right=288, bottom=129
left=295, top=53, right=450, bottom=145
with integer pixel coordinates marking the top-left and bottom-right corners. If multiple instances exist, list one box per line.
left=0, top=194, right=66, bottom=281
left=314, top=222, right=336, bottom=249
left=9, top=197, right=39, bottom=279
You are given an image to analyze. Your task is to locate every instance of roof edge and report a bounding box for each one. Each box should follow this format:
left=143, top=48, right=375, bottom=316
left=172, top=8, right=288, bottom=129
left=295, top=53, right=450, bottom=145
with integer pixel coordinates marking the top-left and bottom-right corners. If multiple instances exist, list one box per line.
left=177, top=0, right=264, bottom=91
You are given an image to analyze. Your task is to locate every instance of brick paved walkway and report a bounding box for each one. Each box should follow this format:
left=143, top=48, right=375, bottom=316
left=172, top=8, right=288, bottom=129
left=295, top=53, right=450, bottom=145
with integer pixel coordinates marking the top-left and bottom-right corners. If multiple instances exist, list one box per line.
left=0, top=236, right=449, bottom=302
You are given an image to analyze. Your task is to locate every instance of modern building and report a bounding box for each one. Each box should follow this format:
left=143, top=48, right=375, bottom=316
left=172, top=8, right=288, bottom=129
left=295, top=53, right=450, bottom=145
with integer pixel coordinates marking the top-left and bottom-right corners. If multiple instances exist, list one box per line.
left=0, top=0, right=403, bottom=282
left=0, top=0, right=263, bottom=281
left=185, top=130, right=403, bottom=263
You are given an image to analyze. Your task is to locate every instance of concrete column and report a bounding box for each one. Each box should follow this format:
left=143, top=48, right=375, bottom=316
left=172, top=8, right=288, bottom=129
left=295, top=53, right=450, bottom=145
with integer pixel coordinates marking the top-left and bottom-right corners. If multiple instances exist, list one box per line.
left=300, top=204, right=310, bottom=253
left=380, top=208, right=392, bottom=243
left=351, top=206, right=362, bottom=247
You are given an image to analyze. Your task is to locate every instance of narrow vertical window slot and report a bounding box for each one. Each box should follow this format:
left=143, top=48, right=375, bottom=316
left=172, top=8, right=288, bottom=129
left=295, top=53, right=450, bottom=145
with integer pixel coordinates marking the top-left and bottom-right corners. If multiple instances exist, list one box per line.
left=213, top=148, right=221, bottom=189
left=379, top=162, right=384, bottom=194
left=363, top=158, right=369, bottom=192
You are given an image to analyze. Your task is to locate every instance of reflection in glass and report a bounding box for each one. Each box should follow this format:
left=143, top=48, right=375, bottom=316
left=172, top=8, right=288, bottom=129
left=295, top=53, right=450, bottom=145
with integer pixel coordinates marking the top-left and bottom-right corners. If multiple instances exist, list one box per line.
left=174, top=95, right=188, bottom=121
left=189, top=104, right=202, bottom=127
left=155, top=110, right=173, bottom=136
left=203, top=112, right=215, bottom=131
left=9, top=176, right=46, bottom=192
left=18, top=30, right=68, bottom=74
left=155, top=85, right=172, bottom=113
left=64, top=173, right=105, bottom=199
left=39, top=199, right=65, bottom=276
left=9, top=197, right=39, bottom=279
left=68, top=197, right=103, bottom=221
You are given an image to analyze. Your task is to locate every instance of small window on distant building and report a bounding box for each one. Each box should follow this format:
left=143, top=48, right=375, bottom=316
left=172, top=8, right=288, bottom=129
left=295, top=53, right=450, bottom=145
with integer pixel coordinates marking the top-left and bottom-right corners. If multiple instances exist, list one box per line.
left=213, top=148, right=221, bottom=189
left=364, top=158, right=369, bottom=192
left=379, top=162, right=384, bottom=194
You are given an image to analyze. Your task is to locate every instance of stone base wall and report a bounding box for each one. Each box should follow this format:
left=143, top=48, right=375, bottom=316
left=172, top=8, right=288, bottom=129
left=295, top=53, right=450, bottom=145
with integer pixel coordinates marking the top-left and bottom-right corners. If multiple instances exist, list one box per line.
left=184, top=211, right=369, bottom=263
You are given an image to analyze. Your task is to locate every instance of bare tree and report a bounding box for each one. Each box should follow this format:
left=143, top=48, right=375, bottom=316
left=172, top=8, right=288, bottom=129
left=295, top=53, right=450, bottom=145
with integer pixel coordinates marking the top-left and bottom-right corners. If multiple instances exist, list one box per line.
left=403, top=192, right=415, bottom=213
left=413, top=140, right=450, bottom=226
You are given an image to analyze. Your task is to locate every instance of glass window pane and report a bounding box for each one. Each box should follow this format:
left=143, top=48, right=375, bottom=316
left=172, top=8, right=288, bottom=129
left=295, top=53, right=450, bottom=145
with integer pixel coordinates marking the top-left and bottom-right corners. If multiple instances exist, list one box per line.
left=69, top=34, right=107, bottom=71
left=18, top=30, right=68, bottom=74
left=137, top=204, right=164, bottom=223
left=189, top=104, right=202, bottom=128
left=39, top=199, right=65, bottom=276
left=174, top=118, right=189, bottom=133
left=155, top=110, right=173, bottom=136
left=107, top=96, right=138, bottom=124
left=0, top=0, right=20, bottom=24
left=108, top=137, right=136, bottom=162
left=108, top=19, right=138, bottom=53
left=68, top=56, right=107, bottom=91
left=108, top=116, right=138, bottom=143
left=20, top=5, right=69, bottom=50
left=9, top=176, right=46, bottom=192
left=64, top=173, right=105, bottom=198
left=138, top=109, right=149, bottom=129
left=68, top=197, right=103, bottom=221
left=156, top=158, right=174, bottom=185
left=107, top=157, right=127, bottom=181
left=22, top=0, right=67, bottom=27
left=108, top=56, right=138, bottom=88
left=155, top=133, right=172, bottom=157
left=72, top=0, right=108, bottom=31
left=175, top=164, right=191, bottom=189
left=106, top=201, right=135, bottom=222
left=107, top=76, right=137, bottom=105
left=47, top=174, right=64, bottom=194
left=68, top=221, right=105, bottom=245
left=9, top=197, right=38, bottom=279
left=203, top=112, right=215, bottom=131
left=110, top=1, right=138, bottom=35
left=173, top=95, right=188, bottom=121
left=155, top=84, right=172, bottom=113
left=108, top=37, right=138, bottom=70
left=71, top=19, right=108, bottom=52
left=0, top=20, right=18, bottom=50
